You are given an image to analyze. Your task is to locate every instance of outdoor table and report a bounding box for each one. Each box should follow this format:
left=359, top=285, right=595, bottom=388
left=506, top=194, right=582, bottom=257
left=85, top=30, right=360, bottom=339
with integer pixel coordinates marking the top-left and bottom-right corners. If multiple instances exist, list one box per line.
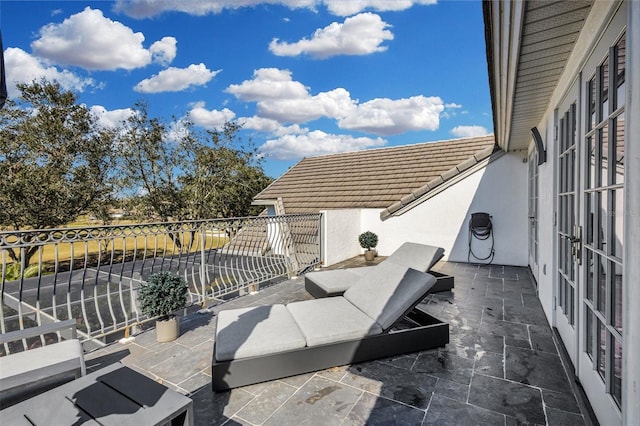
left=0, top=362, right=193, bottom=425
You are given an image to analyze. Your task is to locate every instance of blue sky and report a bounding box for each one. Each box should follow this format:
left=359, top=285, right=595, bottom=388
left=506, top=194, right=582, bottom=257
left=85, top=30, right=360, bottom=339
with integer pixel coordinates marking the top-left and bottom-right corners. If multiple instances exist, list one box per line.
left=1, top=0, right=492, bottom=178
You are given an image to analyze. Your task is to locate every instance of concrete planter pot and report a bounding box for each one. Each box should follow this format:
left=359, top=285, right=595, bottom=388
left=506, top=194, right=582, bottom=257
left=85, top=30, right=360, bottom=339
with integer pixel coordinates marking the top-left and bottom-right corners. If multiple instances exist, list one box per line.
left=364, top=250, right=376, bottom=261
left=156, top=317, right=180, bottom=342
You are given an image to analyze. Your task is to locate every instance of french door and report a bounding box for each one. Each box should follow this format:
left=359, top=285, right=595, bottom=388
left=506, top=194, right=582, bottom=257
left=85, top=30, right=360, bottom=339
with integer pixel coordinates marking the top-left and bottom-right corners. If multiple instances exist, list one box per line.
left=555, top=84, right=579, bottom=363
left=554, top=18, right=625, bottom=425
left=578, top=28, right=625, bottom=424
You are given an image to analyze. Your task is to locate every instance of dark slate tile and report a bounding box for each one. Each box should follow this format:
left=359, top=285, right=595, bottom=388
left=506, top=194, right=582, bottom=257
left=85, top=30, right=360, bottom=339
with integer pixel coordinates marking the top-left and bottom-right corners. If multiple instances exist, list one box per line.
left=412, top=351, right=475, bottom=385
left=378, top=352, right=419, bottom=370
left=191, top=386, right=255, bottom=426
left=342, top=392, right=426, bottom=425
left=440, top=342, right=479, bottom=361
left=235, top=380, right=298, bottom=425
left=459, top=296, right=504, bottom=311
left=505, top=337, right=533, bottom=351
left=486, top=280, right=504, bottom=292
left=424, top=394, right=505, bottom=426
left=505, top=346, right=572, bottom=394
left=342, top=361, right=437, bottom=409
left=505, top=415, right=545, bottom=426
left=433, top=378, right=470, bottom=403
left=317, top=365, right=349, bottom=382
left=451, top=328, right=505, bottom=354
left=263, top=377, right=362, bottom=425
left=474, top=351, right=504, bottom=379
left=501, top=288, right=526, bottom=304
left=529, top=325, right=557, bottom=354
left=469, top=374, right=545, bottom=425
left=522, top=294, right=544, bottom=308
left=442, top=305, right=483, bottom=323
left=542, top=389, right=581, bottom=414
left=504, top=304, right=548, bottom=326
left=482, top=305, right=505, bottom=321
left=178, top=373, right=211, bottom=395
left=478, top=318, right=530, bottom=342
left=545, top=406, right=587, bottom=426
left=273, top=371, right=315, bottom=388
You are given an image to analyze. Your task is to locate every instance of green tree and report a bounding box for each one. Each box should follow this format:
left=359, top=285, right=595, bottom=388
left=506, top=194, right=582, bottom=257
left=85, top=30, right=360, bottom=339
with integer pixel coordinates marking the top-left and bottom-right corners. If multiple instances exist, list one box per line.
left=115, top=101, right=194, bottom=222
left=116, top=107, right=272, bottom=221
left=0, top=80, right=115, bottom=264
left=182, top=121, right=272, bottom=219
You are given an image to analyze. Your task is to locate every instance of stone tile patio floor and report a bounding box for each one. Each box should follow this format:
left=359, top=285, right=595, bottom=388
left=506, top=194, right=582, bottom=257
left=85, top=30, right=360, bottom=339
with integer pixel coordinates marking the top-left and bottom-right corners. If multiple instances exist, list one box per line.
left=85, top=261, right=590, bottom=425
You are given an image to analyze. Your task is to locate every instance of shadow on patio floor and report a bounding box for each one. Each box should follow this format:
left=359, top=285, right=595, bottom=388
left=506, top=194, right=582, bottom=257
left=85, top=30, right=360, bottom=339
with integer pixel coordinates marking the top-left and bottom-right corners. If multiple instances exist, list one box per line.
left=85, top=261, right=588, bottom=425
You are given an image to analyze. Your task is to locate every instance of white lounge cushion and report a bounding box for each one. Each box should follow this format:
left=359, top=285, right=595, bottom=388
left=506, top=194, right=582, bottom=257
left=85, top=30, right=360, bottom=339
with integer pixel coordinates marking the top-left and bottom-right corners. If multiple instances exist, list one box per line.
left=0, top=339, right=84, bottom=390
left=286, top=297, right=382, bottom=347
left=215, top=304, right=306, bottom=361
left=305, top=243, right=443, bottom=298
left=386, top=242, right=444, bottom=271
left=304, top=268, right=366, bottom=296
left=344, top=262, right=436, bottom=330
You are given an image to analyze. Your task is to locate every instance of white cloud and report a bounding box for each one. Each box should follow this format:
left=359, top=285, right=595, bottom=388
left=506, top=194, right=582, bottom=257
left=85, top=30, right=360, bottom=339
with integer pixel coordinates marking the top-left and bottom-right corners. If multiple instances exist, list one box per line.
left=226, top=68, right=444, bottom=135
left=269, top=13, right=393, bottom=59
left=257, top=88, right=354, bottom=123
left=240, top=116, right=308, bottom=136
left=451, top=125, right=490, bottom=138
left=227, top=68, right=354, bottom=123
left=150, top=36, right=177, bottom=66
left=226, top=68, right=309, bottom=101
left=338, top=96, right=443, bottom=135
left=134, top=64, right=220, bottom=93
left=3, top=47, right=95, bottom=98
left=445, top=102, right=462, bottom=109
left=30, top=7, right=173, bottom=70
left=188, top=102, right=236, bottom=128
left=90, top=105, right=135, bottom=129
left=260, top=130, right=386, bottom=160
left=324, top=0, right=436, bottom=16
left=114, top=0, right=435, bottom=18
left=114, top=0, right=316, bottom=18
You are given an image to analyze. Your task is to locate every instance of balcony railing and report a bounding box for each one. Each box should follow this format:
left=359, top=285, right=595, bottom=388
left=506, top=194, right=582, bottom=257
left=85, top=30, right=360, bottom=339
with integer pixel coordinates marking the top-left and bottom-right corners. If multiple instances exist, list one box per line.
left=0, top=214, right=321, bottom=353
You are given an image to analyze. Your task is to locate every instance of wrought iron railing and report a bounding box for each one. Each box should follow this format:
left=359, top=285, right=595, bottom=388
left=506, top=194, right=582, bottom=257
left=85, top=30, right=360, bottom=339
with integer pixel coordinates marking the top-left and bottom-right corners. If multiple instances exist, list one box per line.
left=0, top=214, right=321, bottom=353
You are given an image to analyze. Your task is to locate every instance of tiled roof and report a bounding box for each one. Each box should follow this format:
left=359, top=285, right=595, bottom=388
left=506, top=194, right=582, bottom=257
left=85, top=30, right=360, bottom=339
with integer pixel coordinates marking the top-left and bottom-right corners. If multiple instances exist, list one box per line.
left=254, top=136, right=497, bottom=217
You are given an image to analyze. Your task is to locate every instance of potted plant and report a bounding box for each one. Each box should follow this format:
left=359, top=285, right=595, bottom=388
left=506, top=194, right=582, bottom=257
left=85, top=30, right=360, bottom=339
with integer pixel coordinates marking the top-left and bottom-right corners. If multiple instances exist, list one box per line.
left=138, top=271, right=189, bottom=342
left=359, top=231, right=378, bottom=261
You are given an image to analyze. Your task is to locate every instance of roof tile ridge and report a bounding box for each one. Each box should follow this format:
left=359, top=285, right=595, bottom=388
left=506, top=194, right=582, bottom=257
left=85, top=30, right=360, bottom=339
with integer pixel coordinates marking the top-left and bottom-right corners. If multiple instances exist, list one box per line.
left=382, top=143, right=499, bottom=218
left=295, top=135, right=496, bottom=161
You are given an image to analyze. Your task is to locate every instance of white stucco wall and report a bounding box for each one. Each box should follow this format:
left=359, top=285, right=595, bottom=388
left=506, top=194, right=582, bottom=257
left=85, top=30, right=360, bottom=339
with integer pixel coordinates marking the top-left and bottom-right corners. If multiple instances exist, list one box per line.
left=320, top=209, right=362, bottom=266
left=532, top=123, right=556, bottom=324
left=321, top=152, right=529, bottom=267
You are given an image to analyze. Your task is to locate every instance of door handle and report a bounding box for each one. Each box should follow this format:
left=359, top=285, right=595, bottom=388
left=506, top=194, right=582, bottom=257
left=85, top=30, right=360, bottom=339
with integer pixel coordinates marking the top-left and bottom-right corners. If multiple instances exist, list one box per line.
left=571, top=225, right=583, bottom=265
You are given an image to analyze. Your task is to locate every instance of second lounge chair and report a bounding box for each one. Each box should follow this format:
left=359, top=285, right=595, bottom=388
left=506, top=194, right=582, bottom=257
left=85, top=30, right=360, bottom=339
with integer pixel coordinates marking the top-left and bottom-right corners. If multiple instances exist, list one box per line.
left=304, top=242, right=453, bottom=298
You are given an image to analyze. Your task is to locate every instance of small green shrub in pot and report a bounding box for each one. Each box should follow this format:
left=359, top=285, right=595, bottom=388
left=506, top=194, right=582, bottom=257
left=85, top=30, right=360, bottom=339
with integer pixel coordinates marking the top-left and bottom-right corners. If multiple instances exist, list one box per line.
left=358, top=231, right=378, bottom=261
left=138, top=271, right=188, bottom=342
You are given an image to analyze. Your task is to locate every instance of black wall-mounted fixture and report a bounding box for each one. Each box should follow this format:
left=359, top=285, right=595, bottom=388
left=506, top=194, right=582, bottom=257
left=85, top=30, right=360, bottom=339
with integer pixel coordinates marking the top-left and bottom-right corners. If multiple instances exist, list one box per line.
left=530, top=127, right=547, bottom=165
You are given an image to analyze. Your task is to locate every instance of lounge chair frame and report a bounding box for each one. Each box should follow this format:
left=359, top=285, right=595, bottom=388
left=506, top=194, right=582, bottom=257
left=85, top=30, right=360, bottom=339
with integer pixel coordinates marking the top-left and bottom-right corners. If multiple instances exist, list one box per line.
left=304, top=244, right=454, bottom=298
left=212, top=306, right=448, bottom=391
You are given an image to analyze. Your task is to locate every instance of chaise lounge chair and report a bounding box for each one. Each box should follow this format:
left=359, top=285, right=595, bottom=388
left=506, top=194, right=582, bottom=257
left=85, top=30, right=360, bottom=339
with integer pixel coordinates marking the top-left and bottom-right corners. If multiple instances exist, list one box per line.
left=304, top=242, right=453, bottom=298
left=212, top=261, right=449, bottom=391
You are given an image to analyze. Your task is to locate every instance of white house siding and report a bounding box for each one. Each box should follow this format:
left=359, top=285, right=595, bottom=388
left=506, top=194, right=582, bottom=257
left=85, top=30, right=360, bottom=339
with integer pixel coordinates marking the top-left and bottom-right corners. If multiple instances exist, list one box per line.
left=356, top=152, right=528, bottom=266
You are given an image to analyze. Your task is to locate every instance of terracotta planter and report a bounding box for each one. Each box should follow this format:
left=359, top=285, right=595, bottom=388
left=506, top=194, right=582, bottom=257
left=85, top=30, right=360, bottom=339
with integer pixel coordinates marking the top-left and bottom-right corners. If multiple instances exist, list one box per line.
left=156, top=317, right=180, bottom=342
left=364, top=250, right=376, bottom=261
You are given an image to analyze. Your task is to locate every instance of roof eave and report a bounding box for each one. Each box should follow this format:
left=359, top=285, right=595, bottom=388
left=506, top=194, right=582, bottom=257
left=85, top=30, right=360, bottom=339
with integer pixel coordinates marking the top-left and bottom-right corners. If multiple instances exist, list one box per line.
left=482, top=0, right=526, bottom=153
left=381, top=145, right=501, bottom=220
